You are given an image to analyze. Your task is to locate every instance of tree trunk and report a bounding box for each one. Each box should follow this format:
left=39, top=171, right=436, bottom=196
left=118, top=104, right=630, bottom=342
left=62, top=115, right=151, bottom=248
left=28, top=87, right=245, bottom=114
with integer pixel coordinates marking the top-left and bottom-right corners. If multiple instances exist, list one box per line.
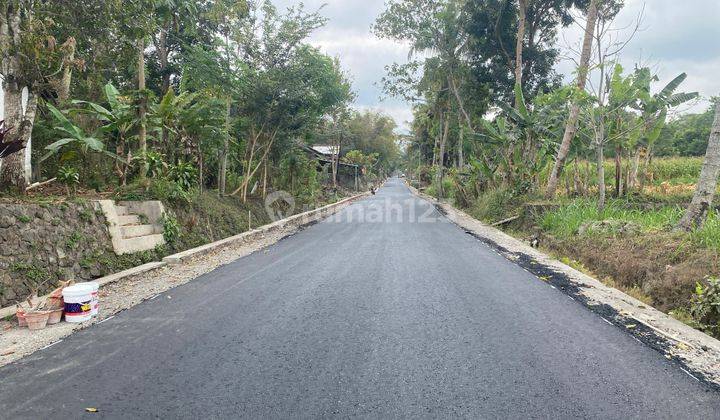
left=628, top=147, right=641, bottom=191
left=432, top=110, right=441, bottom=167
left=614, top=145, right=622, bottom=197
left=0, top=83, right=37, bottom=192
left=0, top=3, right=40, bottom=192
left=199, top=149, right=204, bottom=194
left=514, top=0, right=527, bottom=109
left=639, top=145, right=653, bottom=191
left=596, top=135, right=606, bottom=212
left=219, top=96, right=231, bottom=196
left=262, top=159, right=268, bottom=199
left=677, top=103, right=720, bottom=231
left=435, top=111, right=450, bottom=199
left=545, top=0, right=600, bottom=198
left=137, top=38, right=148, bottom=182
left=331, top=126, right=340, bottom=188
left=57, top=37, right=76, bottom=104
left=573, top=158, right=583, bottom=196
left=156, top=24, right=171, bottom=95
left=457, top=114, right=464, bottom=168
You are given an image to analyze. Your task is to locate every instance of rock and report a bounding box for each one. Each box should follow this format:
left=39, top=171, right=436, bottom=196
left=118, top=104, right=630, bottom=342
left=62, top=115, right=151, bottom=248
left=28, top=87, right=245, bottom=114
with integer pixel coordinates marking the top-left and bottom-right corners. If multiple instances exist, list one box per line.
left=578, top=219, right=641, bottom=236
left=0, top=216, right=14, bottom=229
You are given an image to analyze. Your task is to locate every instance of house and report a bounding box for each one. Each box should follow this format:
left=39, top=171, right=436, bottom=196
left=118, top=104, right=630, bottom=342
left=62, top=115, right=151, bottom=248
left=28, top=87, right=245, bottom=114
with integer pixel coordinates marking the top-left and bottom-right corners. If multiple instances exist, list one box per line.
left=310, top=145, right=339, bottom=159
left=298, top=143, right=362, bottom=190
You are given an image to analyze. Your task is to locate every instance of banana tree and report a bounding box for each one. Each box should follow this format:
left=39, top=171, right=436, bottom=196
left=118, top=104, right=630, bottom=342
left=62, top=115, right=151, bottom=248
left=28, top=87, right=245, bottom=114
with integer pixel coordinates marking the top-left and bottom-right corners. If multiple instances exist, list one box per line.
left=40, top=104, right=118, bottom=164
left=153, top=88, right=225, bottom=191
left=486, top=84, right=561, bottom=192
left=72, top=83, right=138, bottom=184
left=631, top=70, right=698, bottom=189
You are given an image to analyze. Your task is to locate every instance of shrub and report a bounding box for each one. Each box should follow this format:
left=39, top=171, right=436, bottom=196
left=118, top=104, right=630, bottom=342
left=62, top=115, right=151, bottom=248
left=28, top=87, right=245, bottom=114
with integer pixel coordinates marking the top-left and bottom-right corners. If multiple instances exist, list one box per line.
left=168, top=161, right=198, bottom=191
left=57, top=166, right=80, bottom=194
left=467, top=188, right=519, bottom=223
left=690, top=278, right=720, bottom=336
left=161, top=212, right=181, bottom=246
left=145, top=151, right=167, bottom=178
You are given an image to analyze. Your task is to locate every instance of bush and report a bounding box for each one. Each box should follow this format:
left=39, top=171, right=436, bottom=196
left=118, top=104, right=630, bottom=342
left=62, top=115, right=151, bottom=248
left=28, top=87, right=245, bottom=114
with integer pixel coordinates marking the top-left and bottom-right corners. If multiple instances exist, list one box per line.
left=57, top=166, right=80, bottom=194
left=168, top=161, right=198, bottom=191
left=161, top=212, right=181, bottom=246
left=145, top=151, right=167, bottom=178
left=467, top=188, right=519, bottom=223
left=279, top=150, right=320, bottom=203
left=690, top=278, right=720, bottom=336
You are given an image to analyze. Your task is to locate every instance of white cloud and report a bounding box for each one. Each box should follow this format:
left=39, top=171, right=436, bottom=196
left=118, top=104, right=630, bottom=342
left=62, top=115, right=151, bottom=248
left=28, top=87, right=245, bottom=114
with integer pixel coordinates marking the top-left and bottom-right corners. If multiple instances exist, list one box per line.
left=557, top=0, right=720, bottom=113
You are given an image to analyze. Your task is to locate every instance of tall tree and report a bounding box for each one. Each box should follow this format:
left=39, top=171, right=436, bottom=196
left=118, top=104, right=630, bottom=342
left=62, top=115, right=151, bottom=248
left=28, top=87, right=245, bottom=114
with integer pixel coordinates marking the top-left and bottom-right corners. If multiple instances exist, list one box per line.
left=0, top=2, right=46, bottom=191
left=230, top=2, right=351, bottom=201
left=375, top=0, right=469, bottom=196
left=514, top=0, right=527, bottom=108
left=464, top=0, right=586, bottom=107
left=545, top=0, right=600, bottom=198
left=677, top=102, right=720, bottom=231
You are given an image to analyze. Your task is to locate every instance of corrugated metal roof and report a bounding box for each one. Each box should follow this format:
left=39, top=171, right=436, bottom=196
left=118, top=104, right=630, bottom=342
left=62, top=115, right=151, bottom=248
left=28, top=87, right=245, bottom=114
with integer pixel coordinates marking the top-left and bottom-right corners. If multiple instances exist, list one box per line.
left=311, top=145, right=339, bottom=155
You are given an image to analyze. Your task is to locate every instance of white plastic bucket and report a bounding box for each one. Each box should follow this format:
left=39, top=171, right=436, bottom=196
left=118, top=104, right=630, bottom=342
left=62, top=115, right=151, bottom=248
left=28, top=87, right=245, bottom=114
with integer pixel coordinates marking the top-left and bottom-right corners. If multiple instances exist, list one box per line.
left=84, top=282, right=99, bottom=316
left=62, top=284, right=93, bottom=323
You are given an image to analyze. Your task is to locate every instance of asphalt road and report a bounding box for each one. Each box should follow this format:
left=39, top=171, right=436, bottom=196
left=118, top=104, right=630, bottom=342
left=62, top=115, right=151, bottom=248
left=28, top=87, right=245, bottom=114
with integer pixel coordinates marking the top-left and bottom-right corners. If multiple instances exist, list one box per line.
left=1, top=178, right=719, bottom=418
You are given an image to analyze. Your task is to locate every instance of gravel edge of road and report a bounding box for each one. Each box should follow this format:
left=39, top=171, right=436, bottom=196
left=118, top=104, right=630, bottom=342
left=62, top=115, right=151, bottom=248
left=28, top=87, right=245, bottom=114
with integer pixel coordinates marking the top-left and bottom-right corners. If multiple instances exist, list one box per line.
left=0, top=193, right=367, bottom=368
left=406, top=182, right=720, bottom=389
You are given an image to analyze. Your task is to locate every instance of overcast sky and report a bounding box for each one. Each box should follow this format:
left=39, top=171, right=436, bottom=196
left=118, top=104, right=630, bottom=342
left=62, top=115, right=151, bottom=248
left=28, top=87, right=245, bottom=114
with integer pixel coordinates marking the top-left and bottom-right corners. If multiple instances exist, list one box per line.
left=274, top=0, right=720, bottom=132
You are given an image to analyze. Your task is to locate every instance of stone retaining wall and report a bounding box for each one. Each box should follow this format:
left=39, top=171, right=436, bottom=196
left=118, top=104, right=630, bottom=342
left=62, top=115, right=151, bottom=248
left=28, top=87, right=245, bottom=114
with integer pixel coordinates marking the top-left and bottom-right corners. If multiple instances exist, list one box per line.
left=0, top=201, right=113, bottom=307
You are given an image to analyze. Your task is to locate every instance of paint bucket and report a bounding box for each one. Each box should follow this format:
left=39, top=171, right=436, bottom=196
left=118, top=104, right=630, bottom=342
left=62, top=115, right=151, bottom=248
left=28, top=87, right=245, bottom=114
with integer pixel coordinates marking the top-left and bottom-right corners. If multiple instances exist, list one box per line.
left=81, top=282, right=100, bottom=316
left=62, top=284, right=94, bottom=323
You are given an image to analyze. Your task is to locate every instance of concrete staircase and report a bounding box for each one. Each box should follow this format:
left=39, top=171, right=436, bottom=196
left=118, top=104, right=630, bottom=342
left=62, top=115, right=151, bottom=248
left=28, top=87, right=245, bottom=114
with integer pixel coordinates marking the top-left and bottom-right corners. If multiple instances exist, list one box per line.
left=114, top=204, right=164, bottom=253
left=95, top=200, right=166, bottom=255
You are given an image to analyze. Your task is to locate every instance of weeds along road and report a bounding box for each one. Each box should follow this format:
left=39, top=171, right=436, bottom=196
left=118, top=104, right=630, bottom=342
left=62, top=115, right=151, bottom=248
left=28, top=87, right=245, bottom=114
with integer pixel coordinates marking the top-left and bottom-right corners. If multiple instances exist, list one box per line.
left=1, top=178, right=719, bottom=418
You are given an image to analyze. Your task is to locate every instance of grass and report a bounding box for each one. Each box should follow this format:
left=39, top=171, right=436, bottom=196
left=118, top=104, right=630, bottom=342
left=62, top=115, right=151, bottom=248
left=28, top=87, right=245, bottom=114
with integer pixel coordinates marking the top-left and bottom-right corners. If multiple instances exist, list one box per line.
left=465, top=188, right=535, bottom=224
left=688, top=210, right=720, bottom=251
left=539, top=198, right=720, bottom=252
left=540, top=199, right=683, bottom=237
left=437, top=156, right=720, bottom=336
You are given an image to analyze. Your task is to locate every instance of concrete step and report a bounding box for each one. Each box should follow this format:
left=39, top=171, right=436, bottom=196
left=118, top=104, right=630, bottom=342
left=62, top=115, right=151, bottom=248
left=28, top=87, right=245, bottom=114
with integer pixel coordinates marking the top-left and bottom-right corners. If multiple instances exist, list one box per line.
left=115, top=205, right=129, bottom=216
left=115, top=234, right=165, bottom=254
left=118, top=215, right=141, bottom=226
left=121, top=224, right=160, bottom=238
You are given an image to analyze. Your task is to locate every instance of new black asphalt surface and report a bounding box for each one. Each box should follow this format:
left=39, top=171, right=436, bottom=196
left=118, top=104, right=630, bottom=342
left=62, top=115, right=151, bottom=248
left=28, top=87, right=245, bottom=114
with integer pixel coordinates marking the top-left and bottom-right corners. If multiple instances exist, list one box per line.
left=1, top=179, right=719, bottom=418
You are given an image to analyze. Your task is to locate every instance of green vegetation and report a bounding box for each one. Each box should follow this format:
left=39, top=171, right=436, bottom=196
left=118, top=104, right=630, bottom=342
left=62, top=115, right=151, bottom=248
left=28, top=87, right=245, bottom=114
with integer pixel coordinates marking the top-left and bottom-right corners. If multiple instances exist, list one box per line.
left=10, top=261, right=49, bottom=286
left=0, top=1, right=399, bottom=202
left=384, top=1, right=719, bottom=336
left=161, top=213, right=181, bottom=246
left=65, top=230, right=84, bottom=250
left=691, top=278, right=720, bottom=337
